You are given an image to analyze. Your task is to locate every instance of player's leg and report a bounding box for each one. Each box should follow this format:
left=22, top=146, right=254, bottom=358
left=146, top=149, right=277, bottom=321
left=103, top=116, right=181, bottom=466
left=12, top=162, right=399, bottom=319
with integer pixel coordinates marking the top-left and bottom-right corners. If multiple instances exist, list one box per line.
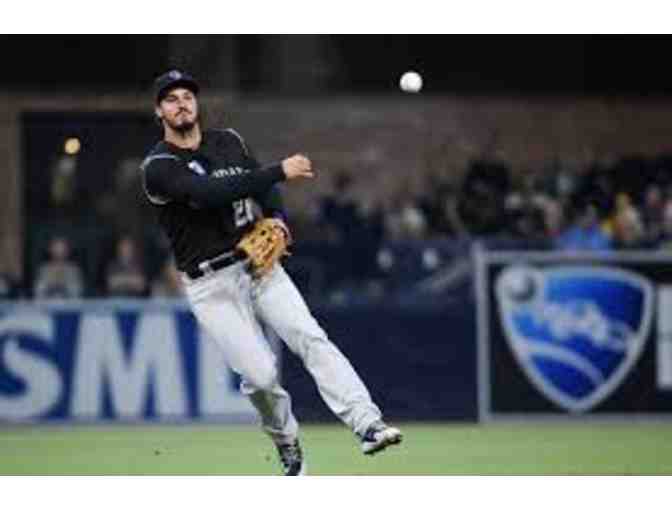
left=182, top=265, right=299, bottom=447
left=240, top=378, right=305, bottom=475
left=252, top=265, right=397, bottom=448
left=239, top=379, right=296, bottom=441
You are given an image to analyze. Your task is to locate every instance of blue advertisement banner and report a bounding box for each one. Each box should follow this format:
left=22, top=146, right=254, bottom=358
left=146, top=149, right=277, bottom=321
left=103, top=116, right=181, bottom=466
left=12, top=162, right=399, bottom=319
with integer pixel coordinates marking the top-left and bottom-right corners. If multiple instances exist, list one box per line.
left=1, top=298, right=479, bottom=423
left=0, top=300, right=256, bottom=422
left=478, top=251, right=672, bottom=417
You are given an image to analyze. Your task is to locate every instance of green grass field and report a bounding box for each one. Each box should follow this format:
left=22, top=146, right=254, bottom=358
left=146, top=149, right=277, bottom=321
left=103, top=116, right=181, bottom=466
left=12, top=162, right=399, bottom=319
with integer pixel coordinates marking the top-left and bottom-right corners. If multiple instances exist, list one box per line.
left=1, top=421, right=671, bottom=475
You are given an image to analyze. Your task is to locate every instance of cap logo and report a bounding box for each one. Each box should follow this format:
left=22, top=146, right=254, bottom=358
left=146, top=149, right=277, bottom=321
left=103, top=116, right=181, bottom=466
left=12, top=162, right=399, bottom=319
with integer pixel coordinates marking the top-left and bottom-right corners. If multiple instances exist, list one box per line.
left=169, top=70, right=182, bottom=80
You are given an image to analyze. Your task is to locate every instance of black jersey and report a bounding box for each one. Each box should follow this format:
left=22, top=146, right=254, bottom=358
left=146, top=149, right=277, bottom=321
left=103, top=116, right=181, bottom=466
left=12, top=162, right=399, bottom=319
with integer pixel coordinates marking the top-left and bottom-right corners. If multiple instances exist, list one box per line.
left=140, top=128, right=287, bottom=272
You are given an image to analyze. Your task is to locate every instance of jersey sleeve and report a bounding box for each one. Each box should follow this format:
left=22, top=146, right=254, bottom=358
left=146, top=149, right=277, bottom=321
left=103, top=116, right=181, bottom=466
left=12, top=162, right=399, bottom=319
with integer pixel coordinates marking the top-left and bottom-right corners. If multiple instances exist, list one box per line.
left=257, top=185, right=287, bottom=222
left=223, top=129, right=289, bottom=221
left=141, top=152, right=286, bottom=209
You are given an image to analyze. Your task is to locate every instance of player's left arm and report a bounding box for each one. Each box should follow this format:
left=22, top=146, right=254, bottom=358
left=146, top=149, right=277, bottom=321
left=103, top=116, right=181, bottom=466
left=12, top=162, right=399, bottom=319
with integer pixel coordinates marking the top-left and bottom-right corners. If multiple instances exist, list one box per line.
left=255, top=184, right=287, bottom=223
left=225, top=128, right=292, bottom=241
left=255, top=184, right=292, bottom=244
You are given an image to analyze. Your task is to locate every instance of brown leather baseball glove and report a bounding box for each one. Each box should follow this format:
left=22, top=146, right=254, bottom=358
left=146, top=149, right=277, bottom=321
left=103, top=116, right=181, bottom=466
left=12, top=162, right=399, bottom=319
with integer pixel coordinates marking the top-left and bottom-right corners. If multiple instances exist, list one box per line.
left=236, top=218, right=290, bottom=278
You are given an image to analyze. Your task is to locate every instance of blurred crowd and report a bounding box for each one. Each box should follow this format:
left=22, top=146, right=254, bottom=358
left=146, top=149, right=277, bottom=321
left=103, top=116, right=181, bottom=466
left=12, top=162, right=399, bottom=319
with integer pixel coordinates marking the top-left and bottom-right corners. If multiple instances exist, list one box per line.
left=4, top=152, right=672, bottom=301
left=0, top=234, right=182, bottom=300
left=282, top=152, right=672, bottom=300
left=303, top=153, right=672, bottom=251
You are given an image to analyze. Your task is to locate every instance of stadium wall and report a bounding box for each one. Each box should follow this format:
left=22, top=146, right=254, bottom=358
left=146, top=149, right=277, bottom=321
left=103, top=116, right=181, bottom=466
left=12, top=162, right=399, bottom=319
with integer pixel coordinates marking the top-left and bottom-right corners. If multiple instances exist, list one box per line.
left=3, top=250, right=672, bottom=424
left=0, top=298, right=477, bottom=423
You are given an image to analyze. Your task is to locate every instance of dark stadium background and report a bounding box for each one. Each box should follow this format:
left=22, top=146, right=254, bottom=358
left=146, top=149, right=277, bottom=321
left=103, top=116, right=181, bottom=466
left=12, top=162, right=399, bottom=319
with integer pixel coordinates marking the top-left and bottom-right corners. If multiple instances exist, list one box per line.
left=2, top=35, right=672, bottom=476
left=3, top=35, right=672, bottom=95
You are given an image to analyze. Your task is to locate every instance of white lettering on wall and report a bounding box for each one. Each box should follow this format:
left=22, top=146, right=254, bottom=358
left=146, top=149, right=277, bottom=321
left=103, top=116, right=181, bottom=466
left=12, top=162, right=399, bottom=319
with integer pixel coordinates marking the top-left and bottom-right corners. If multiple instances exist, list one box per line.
left=72, top=313, right=187, bottom=418
left=0, top=314, right=63, bottom=420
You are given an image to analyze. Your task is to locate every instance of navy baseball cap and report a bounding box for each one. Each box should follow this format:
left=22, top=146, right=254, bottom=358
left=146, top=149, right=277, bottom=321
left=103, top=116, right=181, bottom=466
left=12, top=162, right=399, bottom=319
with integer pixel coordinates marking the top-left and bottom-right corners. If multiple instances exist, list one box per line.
left=154, top=70, right=200, bottom=104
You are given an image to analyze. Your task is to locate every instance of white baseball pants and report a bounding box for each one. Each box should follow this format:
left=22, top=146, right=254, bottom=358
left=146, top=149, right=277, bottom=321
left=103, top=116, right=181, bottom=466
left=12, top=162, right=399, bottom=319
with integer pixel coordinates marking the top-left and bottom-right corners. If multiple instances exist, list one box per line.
left=182, top=261, right=381, bottom=445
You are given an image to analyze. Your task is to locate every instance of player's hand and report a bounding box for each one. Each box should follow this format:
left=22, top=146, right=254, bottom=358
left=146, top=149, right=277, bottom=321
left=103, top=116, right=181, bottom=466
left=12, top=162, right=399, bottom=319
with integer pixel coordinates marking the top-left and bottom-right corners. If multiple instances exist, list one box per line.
left=282, top=154, right=314, bottom=180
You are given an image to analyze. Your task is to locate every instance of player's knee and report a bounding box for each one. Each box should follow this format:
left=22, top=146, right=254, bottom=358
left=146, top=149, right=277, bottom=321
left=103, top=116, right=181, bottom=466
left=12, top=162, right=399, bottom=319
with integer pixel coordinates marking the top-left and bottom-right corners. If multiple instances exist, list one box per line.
left=250, top=363, right=278, bottom=391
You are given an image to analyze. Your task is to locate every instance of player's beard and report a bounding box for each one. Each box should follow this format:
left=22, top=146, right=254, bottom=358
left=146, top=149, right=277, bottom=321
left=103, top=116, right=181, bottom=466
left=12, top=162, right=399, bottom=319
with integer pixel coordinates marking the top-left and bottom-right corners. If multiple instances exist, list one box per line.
left=166, top=110, right=199, bottom=134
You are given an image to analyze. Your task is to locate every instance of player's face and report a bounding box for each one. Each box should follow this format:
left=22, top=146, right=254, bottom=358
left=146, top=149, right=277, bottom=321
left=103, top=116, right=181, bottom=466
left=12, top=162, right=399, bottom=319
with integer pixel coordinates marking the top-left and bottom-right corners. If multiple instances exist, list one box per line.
left=156, top=87, right=199, bottom=133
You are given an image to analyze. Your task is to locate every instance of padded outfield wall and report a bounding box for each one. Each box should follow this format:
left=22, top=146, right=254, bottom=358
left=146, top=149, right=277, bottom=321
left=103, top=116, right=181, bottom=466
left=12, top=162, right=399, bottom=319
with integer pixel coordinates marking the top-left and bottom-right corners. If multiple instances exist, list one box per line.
left=0, top=297, right=477, bottom=423
left=3, top=249, right=672, bottom=424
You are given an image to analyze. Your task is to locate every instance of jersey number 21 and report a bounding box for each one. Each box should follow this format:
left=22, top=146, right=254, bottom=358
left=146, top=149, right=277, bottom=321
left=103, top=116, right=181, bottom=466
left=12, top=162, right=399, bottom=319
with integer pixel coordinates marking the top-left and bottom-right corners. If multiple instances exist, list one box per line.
left=233, top=198, right=254, bottom=227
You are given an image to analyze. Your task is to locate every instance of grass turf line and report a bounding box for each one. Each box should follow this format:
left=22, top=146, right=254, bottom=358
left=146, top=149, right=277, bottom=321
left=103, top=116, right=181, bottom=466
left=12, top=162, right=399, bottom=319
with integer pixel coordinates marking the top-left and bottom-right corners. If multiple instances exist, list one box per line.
left=0, top=422, right=671, bottom=475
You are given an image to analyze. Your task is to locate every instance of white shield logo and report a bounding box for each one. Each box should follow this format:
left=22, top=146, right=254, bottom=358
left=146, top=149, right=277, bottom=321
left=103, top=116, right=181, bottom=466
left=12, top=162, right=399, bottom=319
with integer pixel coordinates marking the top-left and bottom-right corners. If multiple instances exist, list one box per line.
left=496, top=265, right=653, bottom=412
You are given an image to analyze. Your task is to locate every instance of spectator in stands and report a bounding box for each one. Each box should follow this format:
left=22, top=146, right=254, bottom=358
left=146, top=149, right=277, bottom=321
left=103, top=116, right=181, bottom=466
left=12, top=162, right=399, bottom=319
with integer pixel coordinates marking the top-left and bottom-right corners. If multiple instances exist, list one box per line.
left=151, top=257, right=183, bottom=298
left=555, top=203, right=612, bottom=251
left=573, top=166, right=615, bottom=221
left=656, top=201, right=672, bottom=251
left=441, top=190, right=468, bottom=239
left=641, top=184, right=665, bottom=244
left=384, top=193, right=428, bottom=240
left=49, top=154, right=79, bottom=220
left=504, top=175, right=548, bottom=242
left=351, top=198, right=385, bottom=281
left=418, top=175, right=466, bottom=238
left=541, top=197, right=566, bottom=240
left=419, top=174, right=453, bottom=237
left=318, top=173, right=380, bottom=286
left=508, top=205, right=547, bottom=242
left=33, top=236, right=84, bottom=299
left=0, top=272, right=21, bottom=299
left=552, top=164, right=578, bottom=201
left=606, top=193, right=646, bottom=249
left=105, top=235, right=147, bottom=297
left=96, top=157, right=147, bottom=236
left=319, top=172, right=359, bottom=243
left=457, top=160, right=510, bottom=235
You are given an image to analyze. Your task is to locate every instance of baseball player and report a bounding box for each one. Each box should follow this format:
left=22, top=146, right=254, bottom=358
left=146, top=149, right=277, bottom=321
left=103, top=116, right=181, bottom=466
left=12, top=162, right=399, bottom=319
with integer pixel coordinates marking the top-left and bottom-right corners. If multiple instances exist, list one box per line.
left=140, top=70, right=402, bottom=475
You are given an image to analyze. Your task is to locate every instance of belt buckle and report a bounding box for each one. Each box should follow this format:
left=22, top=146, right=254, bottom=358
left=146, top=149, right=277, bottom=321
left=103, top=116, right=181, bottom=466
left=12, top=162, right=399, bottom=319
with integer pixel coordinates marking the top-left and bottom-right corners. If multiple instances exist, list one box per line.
left=198, top=261, right=214, bottom=276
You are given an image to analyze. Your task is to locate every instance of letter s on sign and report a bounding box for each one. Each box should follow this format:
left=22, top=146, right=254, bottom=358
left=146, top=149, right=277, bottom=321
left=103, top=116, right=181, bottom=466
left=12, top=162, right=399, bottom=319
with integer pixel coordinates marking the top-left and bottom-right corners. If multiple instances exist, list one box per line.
left=0, top=313, right=63, bottom=420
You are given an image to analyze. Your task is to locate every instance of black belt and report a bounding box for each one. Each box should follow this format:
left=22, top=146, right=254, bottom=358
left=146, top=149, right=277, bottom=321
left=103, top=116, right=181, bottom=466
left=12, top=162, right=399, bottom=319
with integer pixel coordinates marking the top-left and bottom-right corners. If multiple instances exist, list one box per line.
left=185, top=251, right=246, bottom=279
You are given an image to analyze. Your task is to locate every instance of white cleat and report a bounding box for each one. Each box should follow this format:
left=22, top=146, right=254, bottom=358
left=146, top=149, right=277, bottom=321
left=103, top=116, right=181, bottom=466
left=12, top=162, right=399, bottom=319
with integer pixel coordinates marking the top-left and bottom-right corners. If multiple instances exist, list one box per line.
left=360, top=421, right=403, bottom=456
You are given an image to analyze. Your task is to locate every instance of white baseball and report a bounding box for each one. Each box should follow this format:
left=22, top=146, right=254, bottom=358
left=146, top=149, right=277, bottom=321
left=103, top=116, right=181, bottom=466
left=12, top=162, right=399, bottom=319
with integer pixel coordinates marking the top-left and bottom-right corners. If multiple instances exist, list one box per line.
left=400, top=71, right=423, bottom=93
